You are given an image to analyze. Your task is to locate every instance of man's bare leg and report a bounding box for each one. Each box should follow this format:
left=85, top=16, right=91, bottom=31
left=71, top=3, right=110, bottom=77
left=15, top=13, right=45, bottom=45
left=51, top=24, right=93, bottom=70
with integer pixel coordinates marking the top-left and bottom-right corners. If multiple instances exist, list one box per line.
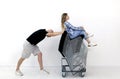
left=37, top=53, right=43, bottom=70
left=16, top=57, right=25, bottom=71
left=37, top=52, right=49, bottom=74
left=15, top=57, right=25, bottom=76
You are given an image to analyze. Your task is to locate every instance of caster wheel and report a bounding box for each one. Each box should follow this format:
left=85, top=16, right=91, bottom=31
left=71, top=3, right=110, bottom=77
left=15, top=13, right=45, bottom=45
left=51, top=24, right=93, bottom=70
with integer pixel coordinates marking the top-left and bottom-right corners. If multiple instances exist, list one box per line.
left=79, top=68, right=86, bottom=77
left=62, top=72, right=66, bottom=77
left=79, top=72, right=85, bottom=77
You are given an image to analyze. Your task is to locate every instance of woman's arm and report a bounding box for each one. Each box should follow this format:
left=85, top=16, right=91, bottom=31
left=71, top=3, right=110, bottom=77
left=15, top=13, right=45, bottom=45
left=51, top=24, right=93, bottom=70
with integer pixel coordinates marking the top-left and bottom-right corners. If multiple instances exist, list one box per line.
left=64, top=21, right=83, bottom=30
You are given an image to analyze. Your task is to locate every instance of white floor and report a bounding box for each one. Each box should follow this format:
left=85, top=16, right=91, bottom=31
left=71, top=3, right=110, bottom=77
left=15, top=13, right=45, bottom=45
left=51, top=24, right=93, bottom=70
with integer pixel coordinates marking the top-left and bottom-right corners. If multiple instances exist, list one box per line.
left=0, top=66, right=120, bottom=79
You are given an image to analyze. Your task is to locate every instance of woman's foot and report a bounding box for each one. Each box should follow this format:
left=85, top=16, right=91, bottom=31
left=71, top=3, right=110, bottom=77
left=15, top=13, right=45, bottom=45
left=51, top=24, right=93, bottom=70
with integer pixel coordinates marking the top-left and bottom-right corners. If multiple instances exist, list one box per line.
left=88, top=33, right=94, bottom=38
left=88, top=42, right=97, bottom=47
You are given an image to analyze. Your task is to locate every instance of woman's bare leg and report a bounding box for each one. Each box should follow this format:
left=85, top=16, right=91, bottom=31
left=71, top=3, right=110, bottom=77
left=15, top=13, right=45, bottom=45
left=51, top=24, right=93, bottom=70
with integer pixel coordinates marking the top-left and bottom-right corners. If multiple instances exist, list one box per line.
left=86, top=38, right=91, bottom=44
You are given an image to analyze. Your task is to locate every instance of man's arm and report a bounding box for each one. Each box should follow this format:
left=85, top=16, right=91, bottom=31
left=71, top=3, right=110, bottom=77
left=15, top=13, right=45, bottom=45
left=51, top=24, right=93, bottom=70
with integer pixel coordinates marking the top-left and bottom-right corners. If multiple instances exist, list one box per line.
left=46, top=31, right=63, bottom=37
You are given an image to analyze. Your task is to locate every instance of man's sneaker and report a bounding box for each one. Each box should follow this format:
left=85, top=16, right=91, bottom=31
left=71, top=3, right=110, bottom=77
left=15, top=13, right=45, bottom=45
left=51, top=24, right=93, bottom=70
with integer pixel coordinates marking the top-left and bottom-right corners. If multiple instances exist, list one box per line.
left=41, top=69, right=50, bottom=74
left=88, top=33, right=94, bottom=38
left=15, top=70, right=23, bottom=76
left=88, top=43, right=97, bottom=47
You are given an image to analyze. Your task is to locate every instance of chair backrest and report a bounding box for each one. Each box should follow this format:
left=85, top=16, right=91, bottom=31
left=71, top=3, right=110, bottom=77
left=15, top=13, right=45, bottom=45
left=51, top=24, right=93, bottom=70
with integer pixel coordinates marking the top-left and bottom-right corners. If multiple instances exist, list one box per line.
left=58, top=31, right=83, bottom=57
left=58, top=31, right=67, bottom=57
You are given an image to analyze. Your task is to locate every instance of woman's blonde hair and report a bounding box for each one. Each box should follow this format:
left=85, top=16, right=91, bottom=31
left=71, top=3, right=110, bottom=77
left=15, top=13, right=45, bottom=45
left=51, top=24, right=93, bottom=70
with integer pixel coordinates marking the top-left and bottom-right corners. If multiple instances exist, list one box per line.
left=61, top=13, right=68, bottom=31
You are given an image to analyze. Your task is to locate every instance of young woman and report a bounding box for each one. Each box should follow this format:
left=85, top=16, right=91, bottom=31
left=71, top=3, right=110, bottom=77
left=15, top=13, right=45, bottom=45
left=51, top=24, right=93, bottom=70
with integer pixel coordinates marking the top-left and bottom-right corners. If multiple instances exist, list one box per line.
left=61, top=13, right=97, bottom=47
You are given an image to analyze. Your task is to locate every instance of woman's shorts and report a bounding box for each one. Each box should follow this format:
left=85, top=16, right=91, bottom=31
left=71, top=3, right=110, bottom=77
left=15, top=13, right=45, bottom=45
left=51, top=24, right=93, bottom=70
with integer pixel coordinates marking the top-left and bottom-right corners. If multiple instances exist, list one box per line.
left=21, top=41, right=41, bottom=58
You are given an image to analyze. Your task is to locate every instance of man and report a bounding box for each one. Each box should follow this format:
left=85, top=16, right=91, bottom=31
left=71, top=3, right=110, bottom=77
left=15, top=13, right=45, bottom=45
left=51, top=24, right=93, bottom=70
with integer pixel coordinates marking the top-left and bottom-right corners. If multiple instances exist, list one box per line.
left=15, top=29, right=63, bottom=76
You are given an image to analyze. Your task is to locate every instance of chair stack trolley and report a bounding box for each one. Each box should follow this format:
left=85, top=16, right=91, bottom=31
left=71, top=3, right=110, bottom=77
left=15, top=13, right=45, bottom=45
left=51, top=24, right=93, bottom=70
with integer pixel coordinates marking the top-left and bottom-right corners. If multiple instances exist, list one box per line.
left=58, top=31, right=88, bottom=77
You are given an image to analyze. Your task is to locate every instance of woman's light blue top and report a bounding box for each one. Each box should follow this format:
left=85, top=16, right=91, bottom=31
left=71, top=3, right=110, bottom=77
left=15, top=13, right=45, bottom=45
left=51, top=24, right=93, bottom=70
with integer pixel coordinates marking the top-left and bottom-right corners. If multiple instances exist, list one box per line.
left=64, top=21, right=86, bottom=39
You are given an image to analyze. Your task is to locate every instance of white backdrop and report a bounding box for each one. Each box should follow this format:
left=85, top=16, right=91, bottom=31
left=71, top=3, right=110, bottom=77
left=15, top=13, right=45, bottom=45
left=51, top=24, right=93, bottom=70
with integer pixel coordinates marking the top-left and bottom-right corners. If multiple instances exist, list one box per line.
left=0, top=0, right=120, bottom=67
